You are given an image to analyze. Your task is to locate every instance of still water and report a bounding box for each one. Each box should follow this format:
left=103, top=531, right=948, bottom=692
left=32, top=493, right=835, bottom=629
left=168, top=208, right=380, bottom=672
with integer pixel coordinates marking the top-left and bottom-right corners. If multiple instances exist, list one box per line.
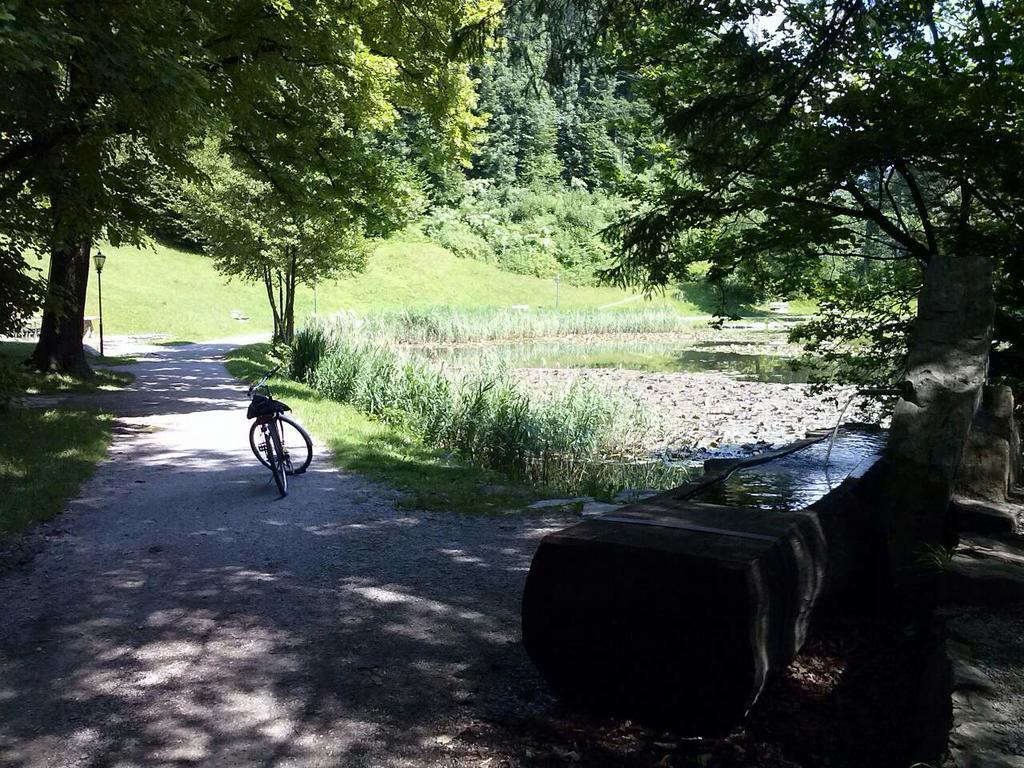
left=684, top=428, right=887, bottom=512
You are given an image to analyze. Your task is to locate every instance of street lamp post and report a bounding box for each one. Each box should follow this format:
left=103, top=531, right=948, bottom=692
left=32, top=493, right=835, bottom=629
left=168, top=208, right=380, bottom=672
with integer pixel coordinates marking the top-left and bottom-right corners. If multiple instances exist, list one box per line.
left=93, top=250, right=106, bottom=357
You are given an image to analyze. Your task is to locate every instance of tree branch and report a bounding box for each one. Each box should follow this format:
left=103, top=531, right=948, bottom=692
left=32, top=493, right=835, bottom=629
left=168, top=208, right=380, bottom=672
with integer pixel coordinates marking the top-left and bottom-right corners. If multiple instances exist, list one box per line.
left=844, top=182, right=931, bottom=261
left=894, top=161, right=938, bottom=256
left=882, top=166, right=907, bottom=236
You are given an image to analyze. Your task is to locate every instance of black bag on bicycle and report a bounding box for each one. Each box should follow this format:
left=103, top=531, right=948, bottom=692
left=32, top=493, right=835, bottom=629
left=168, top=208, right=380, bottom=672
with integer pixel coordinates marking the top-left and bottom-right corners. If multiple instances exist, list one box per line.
left=247, top=393, right=291, bottom=420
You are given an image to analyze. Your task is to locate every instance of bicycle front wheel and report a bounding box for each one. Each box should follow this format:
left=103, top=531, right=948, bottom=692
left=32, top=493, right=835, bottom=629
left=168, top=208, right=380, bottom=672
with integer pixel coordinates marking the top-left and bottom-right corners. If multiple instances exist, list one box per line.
left=249, top=415, right=312, bottom=475
left=268, top=423, right=288, bottom=497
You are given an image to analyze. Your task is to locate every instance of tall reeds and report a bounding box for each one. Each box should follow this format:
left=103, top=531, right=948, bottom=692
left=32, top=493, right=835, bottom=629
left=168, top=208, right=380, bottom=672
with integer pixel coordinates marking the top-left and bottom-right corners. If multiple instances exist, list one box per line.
left=313, top=306, right=694, bottom=345
left=291, top=319, right=690, bottom=497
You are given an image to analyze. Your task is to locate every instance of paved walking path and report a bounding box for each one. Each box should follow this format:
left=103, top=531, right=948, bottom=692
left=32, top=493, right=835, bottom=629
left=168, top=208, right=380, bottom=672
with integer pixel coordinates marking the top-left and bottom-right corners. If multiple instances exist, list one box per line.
left=0, top=340, right=569, bottom=767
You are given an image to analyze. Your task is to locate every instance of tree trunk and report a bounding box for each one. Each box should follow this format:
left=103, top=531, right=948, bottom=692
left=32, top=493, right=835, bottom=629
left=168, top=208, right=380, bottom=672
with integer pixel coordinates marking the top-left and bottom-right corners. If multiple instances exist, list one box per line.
left=881, top=250, right=995, bottom=583
left=283, top=246, right=297, bottom=345
left=29, top=51, right=97, bottom=377
left=30, top=237, right=93, bottom=376
left=276, top=270, right=286, bottom=344
left=263, top=267, right=281, bottom=343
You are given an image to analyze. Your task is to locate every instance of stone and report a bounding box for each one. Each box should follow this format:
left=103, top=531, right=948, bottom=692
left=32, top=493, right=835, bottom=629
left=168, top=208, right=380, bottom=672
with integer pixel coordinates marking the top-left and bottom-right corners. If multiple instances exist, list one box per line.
left=953, top=660, right=998, bottom=694
left=956, top=385, right=1021, bottom=506
left=703, top=458, right=741, bottom=474
left=612, top=488, right=659, bottom=504
left=579, top=502, right=622, bottom=517
left=520, top=430, right=902, bottom=735
left=885, top=252, right=995, bottom=549
left=521, top=497, right=827, bottom=735
left=947, top=534, right=1024, bottom=605
left=952, top=496, right=1020, bottom=536
left=527, top=497, right=593, bottom=510
left=951, top=747, right=1023, bottom=768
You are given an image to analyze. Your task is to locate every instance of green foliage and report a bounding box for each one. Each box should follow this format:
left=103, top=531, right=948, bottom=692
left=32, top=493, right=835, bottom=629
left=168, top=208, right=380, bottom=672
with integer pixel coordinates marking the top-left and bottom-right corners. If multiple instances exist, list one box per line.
left=77, top=237, right=687, bottom=342
left=471, top=13, right=655, bottom=193
left=473, top=45, right=564, bottom=186
left=791, top=259, right=919, bottom=387
left=914, top=543, right=956, bottom=573
left=425, top=215, right=496, bottom=263
left=595, top=0, right=1024, bottom=374
left=416, top=9, right=658, bottom=289
left=423, top=181, right=623, bottom=282
left=2, top=0, right=495, bottom=366
left=0, top=341, right=134, bottom=399
left=0, top=339, right=132, bottom=532
left=1, top=0, right=492, bottom=238
left=172, top=139, right=374, bottom=342
left=226, top=342, right=541, bottom=514
left=0, top=248, right=42, bottom=337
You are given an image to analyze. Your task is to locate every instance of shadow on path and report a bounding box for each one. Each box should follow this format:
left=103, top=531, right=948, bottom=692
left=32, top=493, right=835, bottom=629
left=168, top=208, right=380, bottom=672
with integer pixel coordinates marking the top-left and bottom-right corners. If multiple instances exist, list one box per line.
left=0, top=341, right=569, bottom=767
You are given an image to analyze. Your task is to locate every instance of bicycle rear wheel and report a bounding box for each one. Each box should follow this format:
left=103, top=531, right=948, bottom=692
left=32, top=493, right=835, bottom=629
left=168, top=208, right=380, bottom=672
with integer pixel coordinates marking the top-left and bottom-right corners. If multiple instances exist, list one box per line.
left=249, top=416, right=312, bottom=475
left=267, top=423, right=288, bottom=497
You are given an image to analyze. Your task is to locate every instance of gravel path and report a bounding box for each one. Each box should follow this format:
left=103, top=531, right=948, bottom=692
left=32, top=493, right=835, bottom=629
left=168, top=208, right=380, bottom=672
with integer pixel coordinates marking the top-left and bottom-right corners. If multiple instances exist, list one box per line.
left=0, top=340, right=572, bottom=768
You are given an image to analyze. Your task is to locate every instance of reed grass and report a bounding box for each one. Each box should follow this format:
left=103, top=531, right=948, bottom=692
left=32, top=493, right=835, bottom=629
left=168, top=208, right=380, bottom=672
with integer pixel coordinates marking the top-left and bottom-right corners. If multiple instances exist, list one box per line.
left=291, top=324, right=690, bottom=497
left=312, top=306, right=696, bottom=345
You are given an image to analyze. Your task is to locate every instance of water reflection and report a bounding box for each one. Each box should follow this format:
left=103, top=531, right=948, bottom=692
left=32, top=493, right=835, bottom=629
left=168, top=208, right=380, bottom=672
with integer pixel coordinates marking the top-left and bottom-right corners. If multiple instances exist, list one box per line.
left=685, top=428, right=886, bottom=512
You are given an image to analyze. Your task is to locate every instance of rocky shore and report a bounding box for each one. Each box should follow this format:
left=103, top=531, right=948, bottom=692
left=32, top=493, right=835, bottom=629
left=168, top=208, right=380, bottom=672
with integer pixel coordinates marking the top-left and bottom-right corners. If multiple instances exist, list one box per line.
left=515, top=367, right=880, bottom=458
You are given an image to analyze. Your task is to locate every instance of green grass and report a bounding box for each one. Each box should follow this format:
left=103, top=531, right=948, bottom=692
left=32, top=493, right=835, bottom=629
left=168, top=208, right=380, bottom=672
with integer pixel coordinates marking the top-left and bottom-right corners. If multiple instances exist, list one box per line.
left=73, top=235, right=815, bottom=342
left=0, top=408, right=113, bottom=535
left=0, top=341, right=135, bottom=395
left=225, top=343, right=541, bottom=514
left=80, top=237, right=697, bottom=342
left=0, top=342, right=133, bottom=535
left=674, top=280, right=818, bottom=317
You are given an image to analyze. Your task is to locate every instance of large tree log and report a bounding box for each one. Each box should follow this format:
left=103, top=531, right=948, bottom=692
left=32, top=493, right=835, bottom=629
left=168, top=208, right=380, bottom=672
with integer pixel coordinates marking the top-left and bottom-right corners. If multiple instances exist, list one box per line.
left=883, top=251, right=995, bottom=578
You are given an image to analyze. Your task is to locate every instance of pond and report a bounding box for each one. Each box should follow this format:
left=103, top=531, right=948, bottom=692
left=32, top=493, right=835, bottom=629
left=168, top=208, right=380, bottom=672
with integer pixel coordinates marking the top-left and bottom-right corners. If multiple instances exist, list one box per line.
left=414, top=337, right=808, bottom=383
left=683, top=427, right=887, bottom=512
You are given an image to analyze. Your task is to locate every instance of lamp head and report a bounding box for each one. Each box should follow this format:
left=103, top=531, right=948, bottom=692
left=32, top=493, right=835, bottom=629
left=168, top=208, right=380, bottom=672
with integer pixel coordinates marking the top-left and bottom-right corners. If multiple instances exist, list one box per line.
left=93, top=250, right=106, bottom=273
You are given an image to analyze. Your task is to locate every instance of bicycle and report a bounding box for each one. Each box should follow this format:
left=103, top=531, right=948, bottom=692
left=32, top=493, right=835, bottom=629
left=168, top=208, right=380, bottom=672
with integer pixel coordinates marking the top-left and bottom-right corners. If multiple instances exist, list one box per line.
left=246, top=366, right=313, bottom=497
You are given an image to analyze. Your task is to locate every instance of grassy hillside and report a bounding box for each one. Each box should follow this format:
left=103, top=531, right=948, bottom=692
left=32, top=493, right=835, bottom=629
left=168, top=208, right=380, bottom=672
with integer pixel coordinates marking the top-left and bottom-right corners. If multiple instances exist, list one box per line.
left=83, top=238, right=693, bottom=341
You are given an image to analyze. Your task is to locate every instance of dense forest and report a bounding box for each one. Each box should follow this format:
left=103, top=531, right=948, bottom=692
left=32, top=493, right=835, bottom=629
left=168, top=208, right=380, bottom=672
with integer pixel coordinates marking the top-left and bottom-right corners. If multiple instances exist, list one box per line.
left=419, top=15, right=654, bottom=286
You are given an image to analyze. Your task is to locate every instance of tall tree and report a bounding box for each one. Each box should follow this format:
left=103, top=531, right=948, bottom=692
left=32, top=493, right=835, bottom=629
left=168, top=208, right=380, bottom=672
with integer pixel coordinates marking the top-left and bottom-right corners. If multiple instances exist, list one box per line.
left=468, top=13, right=653, bottom=192
left=473, top=42, right=564, bottom=186
left=175, top=137, right=419, bottom=344
left=0, top=0, right=493, bottom=374
left=593, top=0, right=1024, bottom=584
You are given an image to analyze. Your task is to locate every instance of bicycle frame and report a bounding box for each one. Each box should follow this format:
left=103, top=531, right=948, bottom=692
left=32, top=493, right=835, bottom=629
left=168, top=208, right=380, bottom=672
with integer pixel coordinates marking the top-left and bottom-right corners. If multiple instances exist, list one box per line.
left=255, top=415, right=285, bottom=456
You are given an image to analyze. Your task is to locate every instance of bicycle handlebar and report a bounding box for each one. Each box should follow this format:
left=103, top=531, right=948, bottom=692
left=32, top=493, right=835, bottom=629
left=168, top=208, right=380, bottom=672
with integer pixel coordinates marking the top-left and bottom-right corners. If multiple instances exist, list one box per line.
left=247, top=365, right=281, bottom=397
